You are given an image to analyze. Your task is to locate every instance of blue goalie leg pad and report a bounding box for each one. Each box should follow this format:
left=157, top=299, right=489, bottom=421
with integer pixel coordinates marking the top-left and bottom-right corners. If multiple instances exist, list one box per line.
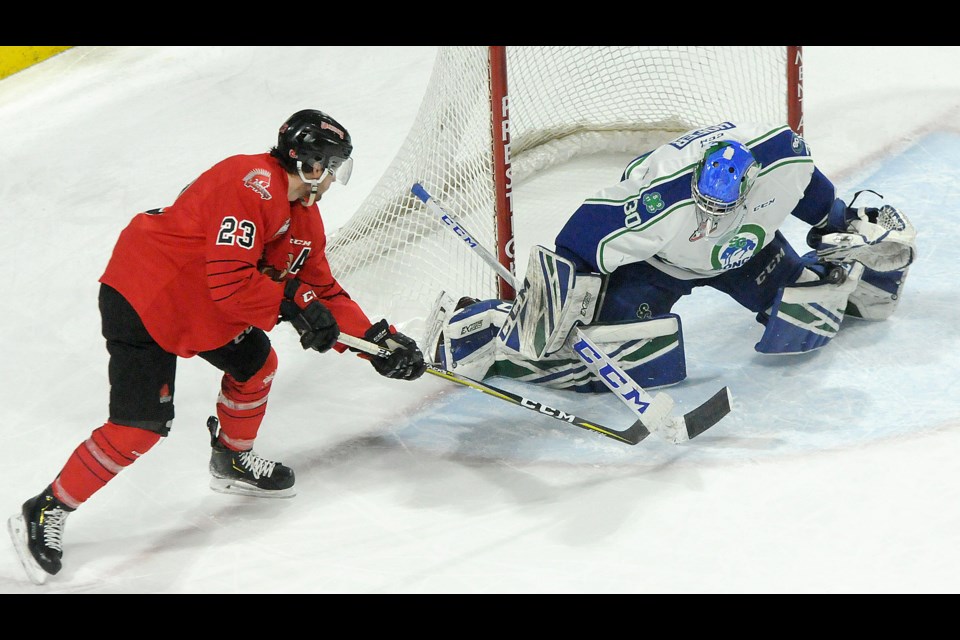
left=755, top=262, right=863, bottom=354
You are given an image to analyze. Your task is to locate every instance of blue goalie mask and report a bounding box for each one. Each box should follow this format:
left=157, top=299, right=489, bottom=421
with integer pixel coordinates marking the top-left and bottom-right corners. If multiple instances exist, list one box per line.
left=691, top=140, right=759, bottom=242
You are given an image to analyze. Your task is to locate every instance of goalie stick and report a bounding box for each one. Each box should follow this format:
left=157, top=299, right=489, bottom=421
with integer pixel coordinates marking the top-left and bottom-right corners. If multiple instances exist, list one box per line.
left=338, top=333, right=651, bottom=445
left=410, top=182, right=732, bottom=443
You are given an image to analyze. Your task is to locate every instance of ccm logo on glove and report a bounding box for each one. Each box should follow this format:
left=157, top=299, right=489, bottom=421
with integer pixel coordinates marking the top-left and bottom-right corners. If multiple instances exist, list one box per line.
left=280, top=278, right=339, bottom=353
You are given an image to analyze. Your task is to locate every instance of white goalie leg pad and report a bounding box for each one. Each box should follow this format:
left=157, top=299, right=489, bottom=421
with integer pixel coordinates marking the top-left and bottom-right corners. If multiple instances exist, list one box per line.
left=490, top=314, right=686, bottom=393
left=441, top=296, right=685, bottom=394
left=755, top=262, right=864, bottom=354
left=497, top=245, right=602, bottom=360
left=846, top=265, right=910, bottom=321
left=436, top=298, right=513, bottom=379
left=422, top=290, right=460, bottom=365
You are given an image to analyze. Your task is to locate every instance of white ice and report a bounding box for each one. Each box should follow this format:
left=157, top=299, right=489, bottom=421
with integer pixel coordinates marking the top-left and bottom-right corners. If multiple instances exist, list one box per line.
left=1, top=46, right=958, bottom=594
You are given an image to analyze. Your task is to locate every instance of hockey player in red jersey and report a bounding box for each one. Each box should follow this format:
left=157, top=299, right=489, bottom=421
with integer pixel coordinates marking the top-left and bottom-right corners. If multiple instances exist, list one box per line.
left=7, top=109, right=427, bottom=585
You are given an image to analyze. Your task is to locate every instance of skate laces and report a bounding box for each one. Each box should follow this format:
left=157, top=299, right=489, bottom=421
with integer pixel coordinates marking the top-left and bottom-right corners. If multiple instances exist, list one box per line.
left=40, top=507, right=69, bottom=552
left=237, top=450, right=277, bottom=479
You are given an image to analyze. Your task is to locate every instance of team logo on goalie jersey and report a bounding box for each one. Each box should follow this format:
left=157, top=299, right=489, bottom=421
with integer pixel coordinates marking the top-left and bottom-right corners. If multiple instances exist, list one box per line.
left=711, top=224, right=766, bottom=271
left=243, top=169, right=273, bottom=200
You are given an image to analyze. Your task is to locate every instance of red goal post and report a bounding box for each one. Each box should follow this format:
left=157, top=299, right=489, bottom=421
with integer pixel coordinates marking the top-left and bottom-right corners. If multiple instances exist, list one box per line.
left=328, top=46, right=803, bottom=334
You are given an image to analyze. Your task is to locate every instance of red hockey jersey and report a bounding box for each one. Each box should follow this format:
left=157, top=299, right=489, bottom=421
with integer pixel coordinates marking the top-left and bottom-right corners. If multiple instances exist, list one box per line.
left=100, top=153, right=371, bottom=357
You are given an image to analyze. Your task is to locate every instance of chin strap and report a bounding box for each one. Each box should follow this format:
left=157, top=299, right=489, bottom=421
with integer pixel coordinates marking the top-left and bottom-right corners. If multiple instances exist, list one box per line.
left=297, top=161, right=323, bottom=206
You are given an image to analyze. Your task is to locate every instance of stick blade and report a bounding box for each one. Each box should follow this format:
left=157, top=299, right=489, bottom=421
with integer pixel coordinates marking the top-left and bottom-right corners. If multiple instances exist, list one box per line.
left=681, top=386, right=732, bottom=441
left=620, top=419, right=652, bottom=445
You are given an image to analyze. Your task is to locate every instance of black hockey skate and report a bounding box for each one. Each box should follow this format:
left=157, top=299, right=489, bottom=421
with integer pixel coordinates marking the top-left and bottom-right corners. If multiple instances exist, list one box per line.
left=7, top=485, right=74, bottom=585
left=207, top=416, right=296, bottom=498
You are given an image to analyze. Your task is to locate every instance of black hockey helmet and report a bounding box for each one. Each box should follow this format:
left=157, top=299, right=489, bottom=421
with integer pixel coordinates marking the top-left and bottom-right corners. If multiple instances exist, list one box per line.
left=274, top=109, right=353, bottom=184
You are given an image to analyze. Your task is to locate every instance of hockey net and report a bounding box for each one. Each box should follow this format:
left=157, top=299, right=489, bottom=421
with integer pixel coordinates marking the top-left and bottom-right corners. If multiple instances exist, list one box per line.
left=327, top=46, right=802, bottom=336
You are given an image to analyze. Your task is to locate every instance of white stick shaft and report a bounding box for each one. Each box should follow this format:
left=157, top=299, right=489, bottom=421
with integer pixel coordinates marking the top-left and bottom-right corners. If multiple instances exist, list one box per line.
left=411, top=182, right=518, bottom=289
left=338, top=333, right=387, bottom=357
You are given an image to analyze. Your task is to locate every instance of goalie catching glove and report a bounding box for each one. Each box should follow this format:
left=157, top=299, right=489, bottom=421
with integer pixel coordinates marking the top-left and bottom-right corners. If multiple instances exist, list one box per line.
left=361, top=319, right=427, bottom=381
left=279, top=278, right=340, bottom=352
left=808, top=194, right=916, bottom=272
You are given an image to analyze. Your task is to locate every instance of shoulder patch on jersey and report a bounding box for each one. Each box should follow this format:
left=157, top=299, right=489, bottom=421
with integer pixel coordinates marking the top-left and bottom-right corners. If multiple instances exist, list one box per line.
left=750, top=127, right=812, bottom=168
left=642, top=192, right=665, bottom=214
left=243, top=168, right=273, bottom=200
left=791, top=133, right=807, bottom=154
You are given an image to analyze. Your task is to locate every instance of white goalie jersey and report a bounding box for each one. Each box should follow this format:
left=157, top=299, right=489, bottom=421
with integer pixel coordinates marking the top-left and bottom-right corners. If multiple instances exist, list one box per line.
left=554, top=122, right=824, bottom=280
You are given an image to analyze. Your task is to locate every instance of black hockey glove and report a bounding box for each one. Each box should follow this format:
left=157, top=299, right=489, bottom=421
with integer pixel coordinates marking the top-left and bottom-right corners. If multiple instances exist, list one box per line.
left=279, top=279, right=339, bottom=353
left=362, top=319, right=427, bottom=381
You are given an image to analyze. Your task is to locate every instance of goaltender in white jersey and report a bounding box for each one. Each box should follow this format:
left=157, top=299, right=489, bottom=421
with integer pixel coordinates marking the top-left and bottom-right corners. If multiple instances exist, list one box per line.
left=431, top=121, right=918, bottom=392
left=586, top=121, right=820, bottom=278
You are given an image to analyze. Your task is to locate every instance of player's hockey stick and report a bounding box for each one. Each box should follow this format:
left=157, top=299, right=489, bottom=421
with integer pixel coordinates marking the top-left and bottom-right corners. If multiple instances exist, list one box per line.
left=338, top=333, right=651, bottom=445
left=410, top=182, right=732, bottom=443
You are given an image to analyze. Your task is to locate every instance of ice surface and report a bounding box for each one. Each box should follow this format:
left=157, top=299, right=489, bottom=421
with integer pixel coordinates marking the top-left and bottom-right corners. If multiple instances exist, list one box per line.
left=1, top=46, right=958, bottom=594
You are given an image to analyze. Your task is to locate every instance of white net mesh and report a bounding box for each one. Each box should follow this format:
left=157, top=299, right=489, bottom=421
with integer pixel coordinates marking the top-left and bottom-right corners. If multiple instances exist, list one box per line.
left=327, top=46, right=792, bottom=336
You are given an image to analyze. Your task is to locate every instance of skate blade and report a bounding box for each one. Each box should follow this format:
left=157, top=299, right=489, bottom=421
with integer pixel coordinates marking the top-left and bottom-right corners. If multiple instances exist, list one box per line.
left=209, top=478, right=296, bottom=499
left=7, top=514, right=50, bottom=585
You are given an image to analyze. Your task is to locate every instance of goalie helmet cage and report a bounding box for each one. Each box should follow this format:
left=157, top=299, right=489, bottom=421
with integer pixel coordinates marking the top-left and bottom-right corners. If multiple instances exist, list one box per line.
left=327, top=46, right=803, bottom=333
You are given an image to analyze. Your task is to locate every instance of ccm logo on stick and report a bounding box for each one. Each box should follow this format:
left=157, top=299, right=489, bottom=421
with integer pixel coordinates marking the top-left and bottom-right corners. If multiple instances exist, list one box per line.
left=572, top=338, right=651, bottom=414
left=441, top=214, right=478, bottom=248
